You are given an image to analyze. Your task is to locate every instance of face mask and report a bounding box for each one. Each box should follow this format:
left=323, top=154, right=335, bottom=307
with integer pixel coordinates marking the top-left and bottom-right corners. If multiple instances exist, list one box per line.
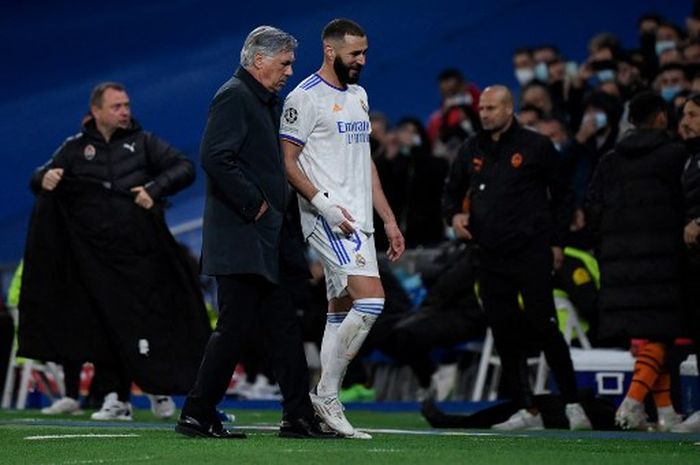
left=515, top=68, right=535, bottom=86
left=412, top=134, right=422, bottom=147
left=588, top=111, right=608, bottom=129
left=460, top=120, right=474, bottom=135
left=661, top=84, right=682, bottom=102
left=655, top=40, right=676, bottom=56
left=596, top=69, right=616, bottom=82
left=534, top=62, right=548, bottom=82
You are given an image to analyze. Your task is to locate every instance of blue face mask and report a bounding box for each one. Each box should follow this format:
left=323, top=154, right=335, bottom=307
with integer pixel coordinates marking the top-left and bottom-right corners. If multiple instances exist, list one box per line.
left=596, top=69, right=616, bottom=83
left=661, top=85, right=682, bottom=102
left=590, top=111, right=608, bottom=130
left=655, top=40, right=676, bottom=57
left=534, top=62, right=548, bottom=82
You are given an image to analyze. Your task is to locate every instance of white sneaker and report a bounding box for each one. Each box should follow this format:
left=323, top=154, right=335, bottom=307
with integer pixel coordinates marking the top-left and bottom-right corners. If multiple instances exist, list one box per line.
left=671, top=411, right=700, bottom=433
left=147, top=394, right=176, bottom=419
left=656, top=407, right=683, bottom=432
left=310, top=392, right=355, bottom=436
left=90, top=392, right=133, bottom=421
left=41, top=397, right=82, bottom=415
left=565, top=403, right=592, bottom=430
left=615, top=397, right=647, bottom=430
left=491, top=409, right=544, bottom=431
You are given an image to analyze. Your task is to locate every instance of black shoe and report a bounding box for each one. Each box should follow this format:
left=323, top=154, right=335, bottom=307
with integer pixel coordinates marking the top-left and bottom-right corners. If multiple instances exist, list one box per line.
left=175, top=415, right=247, bottom=439
left=279, top=417, right=342, bottom=439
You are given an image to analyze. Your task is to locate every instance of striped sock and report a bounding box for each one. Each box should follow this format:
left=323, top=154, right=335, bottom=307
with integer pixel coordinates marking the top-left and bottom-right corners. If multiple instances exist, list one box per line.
left=316, top=298, right=384, bottom=397
left=628, top=342, right=666, bottom=403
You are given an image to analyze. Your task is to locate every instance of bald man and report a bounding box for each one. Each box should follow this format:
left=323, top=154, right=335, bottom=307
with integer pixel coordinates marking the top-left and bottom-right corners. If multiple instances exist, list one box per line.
left=443, top=85, right=590, bottom=431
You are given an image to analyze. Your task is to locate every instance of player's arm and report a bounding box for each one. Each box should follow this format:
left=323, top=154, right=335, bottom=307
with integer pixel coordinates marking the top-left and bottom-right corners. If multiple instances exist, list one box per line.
left=371, top=160, right=405, bottom=261
left=282, top=139, right=355, bottom=234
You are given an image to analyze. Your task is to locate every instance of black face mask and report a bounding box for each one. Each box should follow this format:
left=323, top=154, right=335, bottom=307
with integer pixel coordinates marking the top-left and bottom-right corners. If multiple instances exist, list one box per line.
left=334, top=56, right=362, bottom=85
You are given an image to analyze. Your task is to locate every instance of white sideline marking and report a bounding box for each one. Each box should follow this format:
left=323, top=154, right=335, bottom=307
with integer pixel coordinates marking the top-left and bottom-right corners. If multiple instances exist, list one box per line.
left=246, top=424, right=497, bottom=437
left=364, top=428, right=498, bottom=437
left=25, top=433, right=140, bottom=440
left=41, top=457, right=154, bottom=465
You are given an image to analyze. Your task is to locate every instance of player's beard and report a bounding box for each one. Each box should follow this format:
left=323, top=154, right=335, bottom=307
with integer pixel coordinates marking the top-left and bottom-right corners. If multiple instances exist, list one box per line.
left=334, top=56, right=362, bottom=85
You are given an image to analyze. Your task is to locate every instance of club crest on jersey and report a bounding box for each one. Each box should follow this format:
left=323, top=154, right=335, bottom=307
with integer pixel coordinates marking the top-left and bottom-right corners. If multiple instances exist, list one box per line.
left=360, top=99, right=369, bottom=114
left=511, top=152, right=523, bottom=168
left=284, top=107, right=298, bottom=124
left=355, top=253, right=366, bottom=267
left=84, top=144, right=96, bottom=161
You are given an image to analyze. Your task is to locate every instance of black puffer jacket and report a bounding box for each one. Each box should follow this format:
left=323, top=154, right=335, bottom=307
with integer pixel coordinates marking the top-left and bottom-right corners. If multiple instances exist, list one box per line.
left=31, top=118, right=194, bottom=200
left=586, top=129, right=687, bottom=341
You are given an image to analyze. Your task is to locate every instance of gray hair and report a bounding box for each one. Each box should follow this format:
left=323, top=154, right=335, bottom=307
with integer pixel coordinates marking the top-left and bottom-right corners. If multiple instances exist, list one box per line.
left=240, top=26, right=297, bottom=68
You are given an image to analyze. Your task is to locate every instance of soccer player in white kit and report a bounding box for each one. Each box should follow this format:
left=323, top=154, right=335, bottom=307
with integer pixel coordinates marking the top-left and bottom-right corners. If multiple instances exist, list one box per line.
left=280, top=18, right=405, bottom=438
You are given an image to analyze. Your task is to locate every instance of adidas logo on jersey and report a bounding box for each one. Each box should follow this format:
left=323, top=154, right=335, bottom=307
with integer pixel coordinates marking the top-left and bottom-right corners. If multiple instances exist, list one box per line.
left=332, top=103, right=342, bottom=112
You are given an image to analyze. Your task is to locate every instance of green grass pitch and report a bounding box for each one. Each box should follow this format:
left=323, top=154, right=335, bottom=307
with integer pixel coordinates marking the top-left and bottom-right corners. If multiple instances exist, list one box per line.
left=1, top=408, right=699, bottom=465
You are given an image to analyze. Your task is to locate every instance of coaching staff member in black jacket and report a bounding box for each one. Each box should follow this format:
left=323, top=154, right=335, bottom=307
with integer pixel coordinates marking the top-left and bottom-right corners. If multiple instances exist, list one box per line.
left=443, top=85, right=590, bottom=431
left=176, top=26, right=336, bottom=440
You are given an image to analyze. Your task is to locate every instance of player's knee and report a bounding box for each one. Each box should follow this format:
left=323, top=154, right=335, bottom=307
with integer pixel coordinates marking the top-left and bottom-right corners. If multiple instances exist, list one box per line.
left=352, top=297, right=385, bottom=318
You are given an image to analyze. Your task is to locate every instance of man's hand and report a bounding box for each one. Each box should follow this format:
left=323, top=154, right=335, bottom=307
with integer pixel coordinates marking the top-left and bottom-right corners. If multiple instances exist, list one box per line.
left=41, top=168, right=64, bottom=191
left=575, top=115, right=597, bottom=144
left=130, top=186, right=154, bottom=210
left=684, top=220, right=700, bottom=246
left=255, top=200, right=269, bottom=221
left=451, top=213, right=472, bottom=240
left=552, top=246, right=564, bottom=271
left=570, top=208, right=586, bottom=232
left=384, top=221, right=405, bottom=262
left=311, top=192, right=355, bottom=234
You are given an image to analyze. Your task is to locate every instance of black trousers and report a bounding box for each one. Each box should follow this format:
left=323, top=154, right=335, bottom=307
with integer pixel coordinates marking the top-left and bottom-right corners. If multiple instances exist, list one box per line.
left=182, top=274, right=313, bottom=423
left=478, top=246, right=578, bottom=409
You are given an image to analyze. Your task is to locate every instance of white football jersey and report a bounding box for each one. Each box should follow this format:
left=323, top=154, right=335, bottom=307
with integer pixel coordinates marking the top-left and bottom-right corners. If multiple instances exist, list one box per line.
left=280, top=73, right=373, bottom=238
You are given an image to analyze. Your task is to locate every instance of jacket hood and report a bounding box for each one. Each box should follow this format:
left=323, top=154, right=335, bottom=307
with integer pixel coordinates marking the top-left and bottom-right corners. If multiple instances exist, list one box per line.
left=615, top=129, right=672, bottom=159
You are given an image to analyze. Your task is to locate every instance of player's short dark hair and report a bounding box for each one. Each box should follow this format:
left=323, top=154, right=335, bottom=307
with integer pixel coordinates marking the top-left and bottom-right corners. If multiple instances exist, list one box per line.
left=90, top=82, right=126, bottom=108
left=322, top=18, right=365, bottom=42
left=628, top=91, right=668, bottom=127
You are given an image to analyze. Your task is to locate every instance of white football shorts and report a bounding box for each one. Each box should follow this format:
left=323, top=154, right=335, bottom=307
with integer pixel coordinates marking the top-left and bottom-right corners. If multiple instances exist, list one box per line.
left=307, top=217, right=379, bottom=300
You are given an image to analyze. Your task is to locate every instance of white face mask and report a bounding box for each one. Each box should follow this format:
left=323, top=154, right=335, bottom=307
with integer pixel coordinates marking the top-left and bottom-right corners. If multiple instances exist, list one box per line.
left=515, top=68, right=535, bottom=86
left=655, top=40, right=676, bottom=56
left=534, top=62, right=549, bottom=82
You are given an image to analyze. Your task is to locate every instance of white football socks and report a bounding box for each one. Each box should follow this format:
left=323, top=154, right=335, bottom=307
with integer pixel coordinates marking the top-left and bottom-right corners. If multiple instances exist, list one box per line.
left=316, top=298, right=384, bottom=397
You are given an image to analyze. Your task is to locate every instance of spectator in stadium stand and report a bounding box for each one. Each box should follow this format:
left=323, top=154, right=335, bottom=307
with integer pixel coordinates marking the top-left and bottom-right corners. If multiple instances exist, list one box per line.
left=176, top=25, right=337, bottom=440
left=513, top=47, right=536, bottom=88
left=519, top=81, right=556, bottom=119
left=426, top=68, right=481, bottom=155
left=656, top=63, right=691, bottom=103
left=20, top=81, right=210, bottom=421
left=443, top=85, right=591, bottom=431
left=379, top=117, right=448, bottom=248
left=585, top=91, right=686, bottom=431
left=517, top=104, right=545, bottom=129
left=673, top=93, right=700, bottom=433
left=573, top=91, right=623, bottom=174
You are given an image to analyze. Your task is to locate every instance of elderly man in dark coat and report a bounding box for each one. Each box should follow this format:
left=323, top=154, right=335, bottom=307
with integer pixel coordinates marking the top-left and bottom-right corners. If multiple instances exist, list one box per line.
left=586, top=91, right=687, bottom=431
left=176, top=26, right=336, bottom=440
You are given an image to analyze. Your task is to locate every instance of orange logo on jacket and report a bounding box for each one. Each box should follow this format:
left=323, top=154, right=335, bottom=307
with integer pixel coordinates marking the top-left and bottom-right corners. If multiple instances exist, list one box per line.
left=511, top=153, right=523, bottom=168
left=472, top=157, right=483, bottom=172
